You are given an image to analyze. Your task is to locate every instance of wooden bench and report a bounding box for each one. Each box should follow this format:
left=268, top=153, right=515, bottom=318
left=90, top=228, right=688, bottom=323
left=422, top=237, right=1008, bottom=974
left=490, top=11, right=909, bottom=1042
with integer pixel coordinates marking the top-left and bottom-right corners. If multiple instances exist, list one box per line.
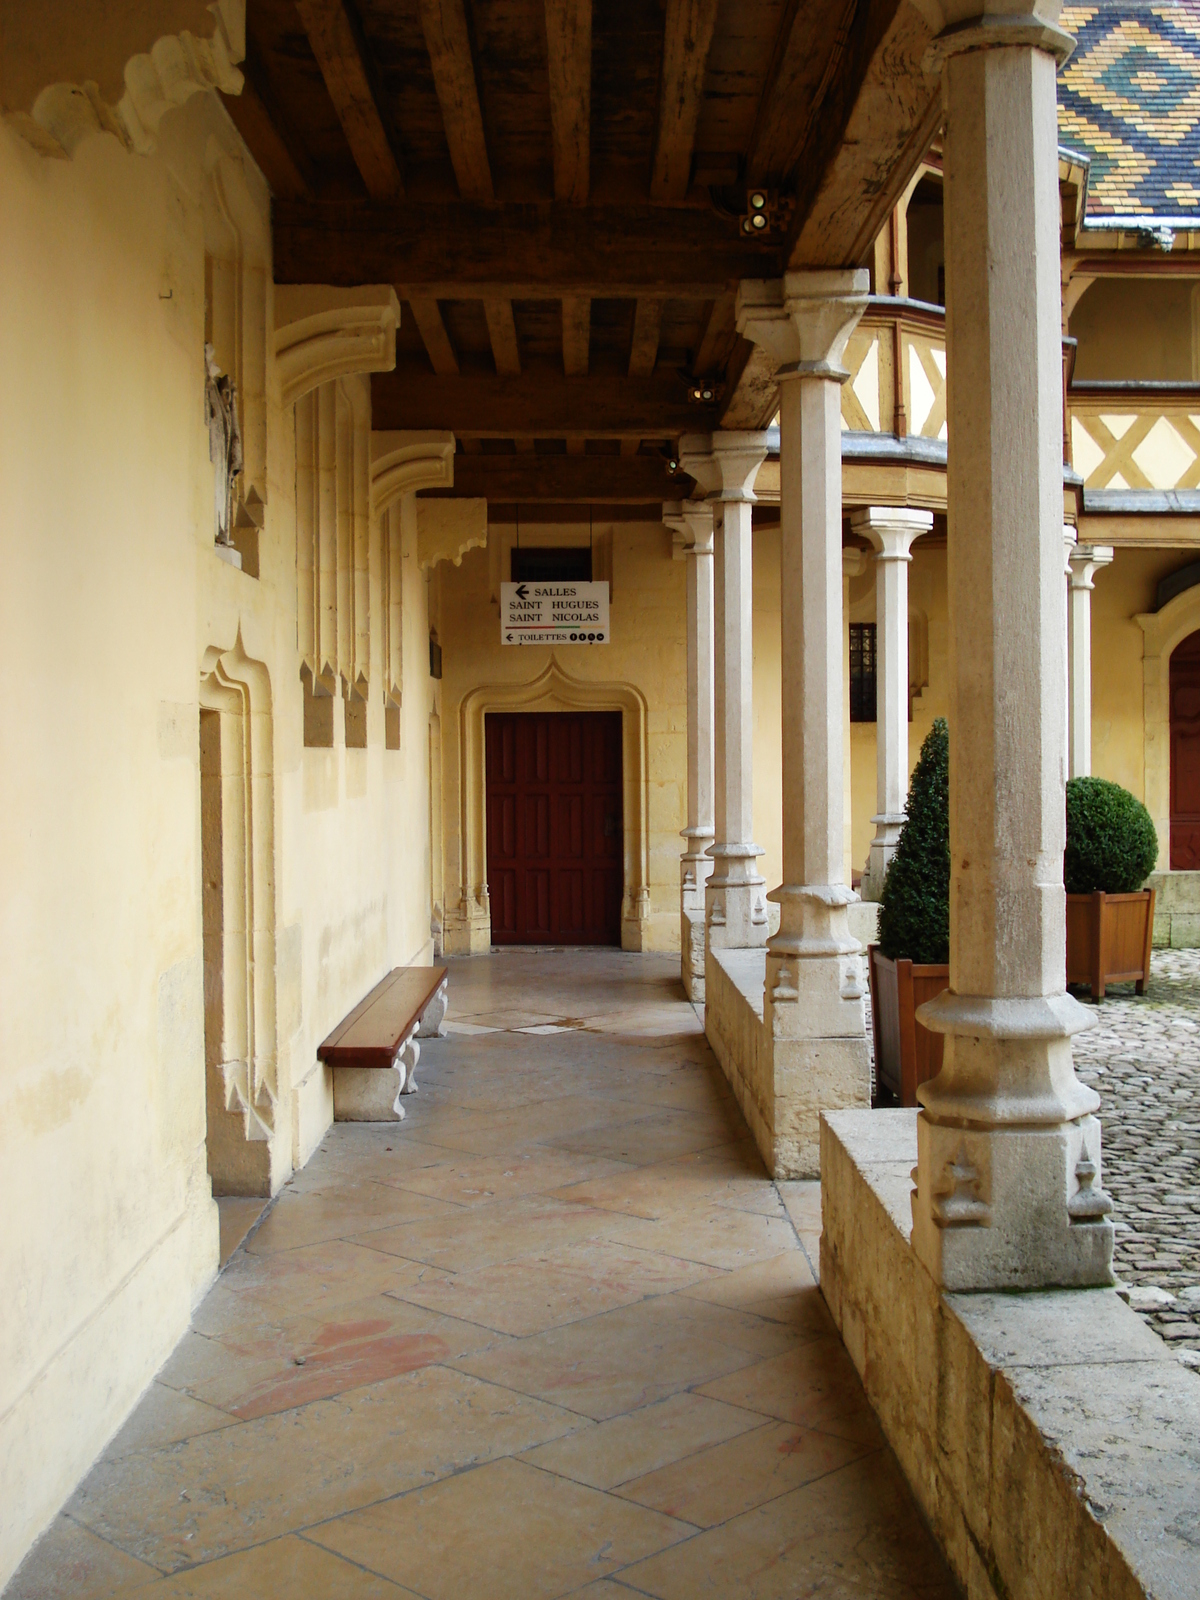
left=318, top=966, right=448, bottom=1122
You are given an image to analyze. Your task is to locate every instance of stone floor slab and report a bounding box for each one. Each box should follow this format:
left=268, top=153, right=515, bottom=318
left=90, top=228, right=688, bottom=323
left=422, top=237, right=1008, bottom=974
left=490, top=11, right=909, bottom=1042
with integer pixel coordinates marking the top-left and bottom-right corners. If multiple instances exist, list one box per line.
left=9, top=950, right=954, bottom=1600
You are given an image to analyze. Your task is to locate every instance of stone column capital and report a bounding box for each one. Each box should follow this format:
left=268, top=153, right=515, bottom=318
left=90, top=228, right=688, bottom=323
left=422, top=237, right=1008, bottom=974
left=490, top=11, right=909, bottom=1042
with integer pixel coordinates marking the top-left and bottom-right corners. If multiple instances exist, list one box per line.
left=678, top=432, right=771, bottom=503
left=850, top=506, right=933, bottom=561
left=913, top=3, right=1074, bottom=71
left=663, top=499, right=715, bottom=555
left=842, top=548, right=869, bottom=580
left=735, top=271, right=870, bottom=380
left=1067, top=543, right=1114, bottom=590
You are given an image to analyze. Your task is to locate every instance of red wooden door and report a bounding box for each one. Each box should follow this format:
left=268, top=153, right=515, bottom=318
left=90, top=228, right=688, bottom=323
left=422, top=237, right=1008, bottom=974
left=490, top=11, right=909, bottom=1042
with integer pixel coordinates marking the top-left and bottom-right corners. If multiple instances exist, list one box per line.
left=1170, top=630, right=1200, bottom=868
left=486, top=712, right=623, bottom=945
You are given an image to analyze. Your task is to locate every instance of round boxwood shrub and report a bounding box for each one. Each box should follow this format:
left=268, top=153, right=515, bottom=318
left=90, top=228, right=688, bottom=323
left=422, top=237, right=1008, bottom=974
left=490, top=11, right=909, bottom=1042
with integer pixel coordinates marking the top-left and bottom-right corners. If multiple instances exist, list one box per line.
left=1064, top=776, right=1157, bottom=895
left=877, top=718, right=950, bottom=965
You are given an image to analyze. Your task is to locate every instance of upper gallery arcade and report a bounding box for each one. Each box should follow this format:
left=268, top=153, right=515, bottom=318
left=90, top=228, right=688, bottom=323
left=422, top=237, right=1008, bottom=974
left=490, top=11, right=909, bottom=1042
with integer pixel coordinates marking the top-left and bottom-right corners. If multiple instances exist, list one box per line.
left=3, top=0, right=1199, bottom=1592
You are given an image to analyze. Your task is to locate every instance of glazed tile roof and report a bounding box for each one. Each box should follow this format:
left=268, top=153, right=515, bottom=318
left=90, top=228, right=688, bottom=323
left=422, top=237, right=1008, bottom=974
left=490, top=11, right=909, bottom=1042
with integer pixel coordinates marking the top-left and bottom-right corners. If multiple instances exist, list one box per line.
left=1060, top=1, right=1200, bottom=224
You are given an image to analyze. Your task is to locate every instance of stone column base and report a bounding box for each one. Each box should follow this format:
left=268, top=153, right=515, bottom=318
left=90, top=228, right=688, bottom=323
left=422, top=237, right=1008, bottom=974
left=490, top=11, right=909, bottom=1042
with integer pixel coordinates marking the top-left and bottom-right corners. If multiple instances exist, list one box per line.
left=860, top=814, right=905, bottom=902
left=703, top=945, right=869, bottom=1179
left=911, top=1112, right=1115, bottom=1290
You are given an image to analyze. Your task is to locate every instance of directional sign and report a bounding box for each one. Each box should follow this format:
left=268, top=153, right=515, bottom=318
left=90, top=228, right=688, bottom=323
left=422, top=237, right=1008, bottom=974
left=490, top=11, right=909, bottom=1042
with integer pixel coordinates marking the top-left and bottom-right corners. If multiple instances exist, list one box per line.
left=501, top=581, right=610, bottom=645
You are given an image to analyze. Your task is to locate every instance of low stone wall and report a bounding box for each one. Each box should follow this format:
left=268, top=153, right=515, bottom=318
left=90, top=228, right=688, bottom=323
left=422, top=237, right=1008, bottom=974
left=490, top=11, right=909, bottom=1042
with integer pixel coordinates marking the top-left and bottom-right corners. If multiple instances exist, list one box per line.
left=704, top=947, right=774, bottom=1171
left=1147, top=870, right=1200, bottom=948
left=821, top=1109, right=1200, bottom=1600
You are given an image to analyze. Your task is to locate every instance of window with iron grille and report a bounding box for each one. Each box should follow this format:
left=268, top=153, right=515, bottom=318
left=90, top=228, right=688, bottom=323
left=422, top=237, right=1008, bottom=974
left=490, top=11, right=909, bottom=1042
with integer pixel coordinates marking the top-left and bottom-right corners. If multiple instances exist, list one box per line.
left=850, top=623, right=877, bottom=722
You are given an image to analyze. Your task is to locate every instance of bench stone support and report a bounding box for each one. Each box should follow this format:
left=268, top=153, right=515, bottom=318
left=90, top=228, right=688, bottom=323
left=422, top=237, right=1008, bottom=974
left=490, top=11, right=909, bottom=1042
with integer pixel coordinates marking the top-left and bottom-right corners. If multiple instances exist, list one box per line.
left=332, top=1028, right=420, bottom=1120
left=416, top=977, right=449, bottom=1038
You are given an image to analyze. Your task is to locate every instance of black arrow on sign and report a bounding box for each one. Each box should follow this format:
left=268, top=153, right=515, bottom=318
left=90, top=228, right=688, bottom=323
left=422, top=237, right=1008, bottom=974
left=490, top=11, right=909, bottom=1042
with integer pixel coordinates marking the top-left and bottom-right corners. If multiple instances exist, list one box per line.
left=515, top=583, right=530, bottom=600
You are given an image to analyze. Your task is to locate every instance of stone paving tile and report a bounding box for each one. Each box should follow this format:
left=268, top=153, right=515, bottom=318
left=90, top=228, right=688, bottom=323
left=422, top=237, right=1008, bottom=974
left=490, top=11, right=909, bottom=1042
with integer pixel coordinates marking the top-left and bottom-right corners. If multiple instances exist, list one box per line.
left=1072, top=949, right=1200, bottom=1371
left=9, top=949, right=956, bottom=1600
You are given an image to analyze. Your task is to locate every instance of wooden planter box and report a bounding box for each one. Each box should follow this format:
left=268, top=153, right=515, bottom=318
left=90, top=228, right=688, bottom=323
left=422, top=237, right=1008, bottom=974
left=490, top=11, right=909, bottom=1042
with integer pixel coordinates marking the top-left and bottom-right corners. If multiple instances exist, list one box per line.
left=1066, top=888, right=1155, bottom=999
left=867, top=945, right=950, bottom=1108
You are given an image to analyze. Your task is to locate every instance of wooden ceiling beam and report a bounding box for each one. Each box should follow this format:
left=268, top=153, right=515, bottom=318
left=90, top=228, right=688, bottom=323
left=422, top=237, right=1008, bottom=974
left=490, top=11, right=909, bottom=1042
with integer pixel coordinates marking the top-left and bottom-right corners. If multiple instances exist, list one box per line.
left=418, top=0, right=495, bottom=202
left=407, top=298, right=460, bottom=375
left=273, top=201, right=782, bottom=294
left=692, top=292, right=735, bottom=375
left=372, top=370, right=719, bottom=435
left=219, top=48, right=312, bottom=200
left=544, top=0, right=592, bottom=203
left=423, top=453, right=692, bottom=502
left=293, top=0, right=403, bottom=200
left=787, top=0, right=937, bottom=268
left=650, top=0, right=720, bottom=204
left=562, top=296, right=591, bottom=376
left=628, top=298, right=664, bottom=378
left=484, top=300, right=522, bottom=376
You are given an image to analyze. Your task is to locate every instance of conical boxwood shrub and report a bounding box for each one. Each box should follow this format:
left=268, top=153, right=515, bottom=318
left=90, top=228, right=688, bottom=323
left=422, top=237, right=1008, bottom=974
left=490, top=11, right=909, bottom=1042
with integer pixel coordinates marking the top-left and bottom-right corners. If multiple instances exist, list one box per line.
left=877, top=718, right=950, bottom=965
left=1064, top=776, right=1157, bottom=895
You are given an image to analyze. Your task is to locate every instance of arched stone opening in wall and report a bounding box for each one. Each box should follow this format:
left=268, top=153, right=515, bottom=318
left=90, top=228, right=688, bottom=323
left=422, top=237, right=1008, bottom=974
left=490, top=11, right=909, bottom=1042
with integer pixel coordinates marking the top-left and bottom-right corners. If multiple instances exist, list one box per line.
left=199, top=635, right=278, bottom=1196
left=450, top=659, right=652, bottom=954
left=1169, top=630, right=1200, bottom=869
left=1136, top=588, right=1200, bottom=869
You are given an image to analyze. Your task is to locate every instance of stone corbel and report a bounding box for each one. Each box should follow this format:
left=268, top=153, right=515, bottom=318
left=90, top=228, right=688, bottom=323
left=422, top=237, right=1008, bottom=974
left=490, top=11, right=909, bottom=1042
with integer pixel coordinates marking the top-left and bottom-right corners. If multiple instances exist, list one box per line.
left=275, top=287, right=402, bottom=410
left=6, top=0, right=245, bottom=160
left=736, top=271, right=870, bottom=378
left=416, top=500, right=488, bottom=571
left=663, top=499, right=715, bottom=557
left=370, top=431, right=456, bottom=515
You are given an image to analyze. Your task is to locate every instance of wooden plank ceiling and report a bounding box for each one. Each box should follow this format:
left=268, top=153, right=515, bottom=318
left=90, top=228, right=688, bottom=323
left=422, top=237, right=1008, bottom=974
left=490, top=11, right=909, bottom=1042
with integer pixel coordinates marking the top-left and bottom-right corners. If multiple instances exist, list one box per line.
left=225, top=0, right=939, bottom=504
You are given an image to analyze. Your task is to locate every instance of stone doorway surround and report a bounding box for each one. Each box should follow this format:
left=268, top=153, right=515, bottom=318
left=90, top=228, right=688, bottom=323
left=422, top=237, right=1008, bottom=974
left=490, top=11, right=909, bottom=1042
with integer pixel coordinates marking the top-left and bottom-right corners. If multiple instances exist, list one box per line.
left=445, top=658, right=653, bottom=954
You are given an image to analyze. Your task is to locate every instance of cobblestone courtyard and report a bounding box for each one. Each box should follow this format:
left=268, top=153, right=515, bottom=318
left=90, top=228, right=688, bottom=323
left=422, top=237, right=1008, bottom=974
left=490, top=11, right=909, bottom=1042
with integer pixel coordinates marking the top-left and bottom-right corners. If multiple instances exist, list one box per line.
left=1071, top=949, right=1200, bottom=1367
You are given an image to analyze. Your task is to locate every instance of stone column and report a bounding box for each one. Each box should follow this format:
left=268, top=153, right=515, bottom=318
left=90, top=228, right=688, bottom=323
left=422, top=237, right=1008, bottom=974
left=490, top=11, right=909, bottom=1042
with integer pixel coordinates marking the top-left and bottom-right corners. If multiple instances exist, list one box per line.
left=853, top=508, right=934, bottom=900
left=909, top=2, right=1114, bottom=1289
left=736, top=274, right=871, bottom=1175
left=664, top=498, right=716, bottom=999
left=681, top=434, right=772, bottom=952
left=1068, top=543, right=1114, bottom=778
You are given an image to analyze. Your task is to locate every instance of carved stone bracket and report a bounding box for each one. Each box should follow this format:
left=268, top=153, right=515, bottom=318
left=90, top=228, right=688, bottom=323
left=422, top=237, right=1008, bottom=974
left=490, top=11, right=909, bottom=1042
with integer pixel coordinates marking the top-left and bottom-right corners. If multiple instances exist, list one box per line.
left=6, top=0, right=246, bottom=160
left=275, top=286, right=401, bottom=410
left=416, top=500, right=488, bottom=571
left=370, top=431, right=456, bottom=515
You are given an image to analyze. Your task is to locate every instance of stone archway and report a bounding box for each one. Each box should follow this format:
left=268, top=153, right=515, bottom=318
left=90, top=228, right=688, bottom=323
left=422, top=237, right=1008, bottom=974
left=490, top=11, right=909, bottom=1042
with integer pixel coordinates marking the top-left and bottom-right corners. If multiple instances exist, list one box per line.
left=450, top=658, right=652, bottom=953
left=1137, top=585, right=1200, bottom=862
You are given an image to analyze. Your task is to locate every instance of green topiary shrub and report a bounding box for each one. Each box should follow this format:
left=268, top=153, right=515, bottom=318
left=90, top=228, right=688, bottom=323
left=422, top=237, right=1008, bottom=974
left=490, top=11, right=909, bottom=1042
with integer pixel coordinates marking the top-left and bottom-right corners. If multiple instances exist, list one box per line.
left=1064, top=776, right=1158, bottom=895
left=877, top=718, right=950, bottom=965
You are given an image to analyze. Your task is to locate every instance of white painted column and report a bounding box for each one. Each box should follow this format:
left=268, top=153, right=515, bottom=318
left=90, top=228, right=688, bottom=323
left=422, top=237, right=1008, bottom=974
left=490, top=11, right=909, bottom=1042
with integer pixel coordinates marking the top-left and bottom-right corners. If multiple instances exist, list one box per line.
left=1068, top=544, right=1114, bottom=778
left=664, top=498, right=716, bottom=998
left=910, top=3, right=1114, bottom=1290
left=736, top=275, right=871, bottom=1174
left=689, top=434, right=772, bottom=950
left=853, top=508, right=933, bottom=899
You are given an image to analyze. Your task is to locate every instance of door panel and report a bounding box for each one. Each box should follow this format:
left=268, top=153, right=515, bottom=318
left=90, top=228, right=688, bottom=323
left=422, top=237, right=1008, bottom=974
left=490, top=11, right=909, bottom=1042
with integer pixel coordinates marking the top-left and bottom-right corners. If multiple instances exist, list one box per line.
left=1171, top=630, right=1200, bottom=869
left=486, top=711, right=623, bottom=945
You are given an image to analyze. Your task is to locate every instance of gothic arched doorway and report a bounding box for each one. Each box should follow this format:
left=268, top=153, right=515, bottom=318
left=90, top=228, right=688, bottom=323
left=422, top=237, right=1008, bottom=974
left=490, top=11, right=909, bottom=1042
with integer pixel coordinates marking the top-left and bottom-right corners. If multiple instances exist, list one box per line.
left=1169, top=629, right=1200, bottom=867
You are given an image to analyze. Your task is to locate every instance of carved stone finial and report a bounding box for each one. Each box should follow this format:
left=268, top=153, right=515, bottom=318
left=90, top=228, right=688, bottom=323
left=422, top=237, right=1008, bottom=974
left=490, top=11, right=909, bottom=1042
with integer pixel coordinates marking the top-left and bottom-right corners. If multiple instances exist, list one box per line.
left=1068, top=1140, right=1114, bottom=1222
left=932, top=1144, right=991, bottom=1227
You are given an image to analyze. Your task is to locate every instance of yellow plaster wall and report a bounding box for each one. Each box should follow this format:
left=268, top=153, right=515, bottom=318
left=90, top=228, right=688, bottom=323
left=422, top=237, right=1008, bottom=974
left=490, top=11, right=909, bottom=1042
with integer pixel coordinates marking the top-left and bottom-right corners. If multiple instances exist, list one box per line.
left=1090, top=546, right=1185, bottom=801
left=1070, top=278, right=1199, bottom=382
left=752, top=527, right=783, bottom=896
left=0, top=93, right=435, bottom=1587
left=0, top=115, right=218, bottom=1590
left=843, top=545, right=951, bottom=879
left=437, top=519, right=687, bottom=951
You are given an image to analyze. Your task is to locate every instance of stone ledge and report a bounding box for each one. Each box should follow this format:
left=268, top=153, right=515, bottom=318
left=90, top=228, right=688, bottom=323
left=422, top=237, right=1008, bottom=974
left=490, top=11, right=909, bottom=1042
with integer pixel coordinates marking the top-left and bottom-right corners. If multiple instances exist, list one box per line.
left=820, top=1109, right=1200, bottom=1600
left=705, top=946, right=772, bottom=1170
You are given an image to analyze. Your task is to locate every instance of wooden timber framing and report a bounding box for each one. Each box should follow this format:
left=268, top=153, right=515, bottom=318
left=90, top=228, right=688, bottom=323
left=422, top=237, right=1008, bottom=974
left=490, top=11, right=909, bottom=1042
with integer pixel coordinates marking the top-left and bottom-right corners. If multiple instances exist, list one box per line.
left=423, top=453, right=693, bottom=503
left=242, top=0, right=948, bottom=481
